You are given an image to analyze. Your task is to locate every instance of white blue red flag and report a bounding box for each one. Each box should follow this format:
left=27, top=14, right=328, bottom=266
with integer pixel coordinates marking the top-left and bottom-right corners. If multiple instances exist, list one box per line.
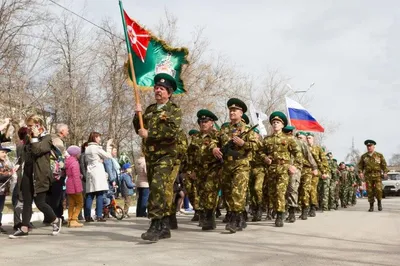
left=285, top=97, right=324, bottom=132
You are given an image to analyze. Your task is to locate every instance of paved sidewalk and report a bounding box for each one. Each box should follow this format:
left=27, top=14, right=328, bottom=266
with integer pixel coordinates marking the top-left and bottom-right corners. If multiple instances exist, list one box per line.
left=0, top=198, right=399, bottom=266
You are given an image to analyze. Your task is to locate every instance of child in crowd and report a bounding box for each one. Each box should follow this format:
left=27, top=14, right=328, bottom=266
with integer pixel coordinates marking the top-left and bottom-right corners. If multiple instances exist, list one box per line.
left=120, top=163, right=135, bottom=218
left=65, top=145, right=84, bottom=228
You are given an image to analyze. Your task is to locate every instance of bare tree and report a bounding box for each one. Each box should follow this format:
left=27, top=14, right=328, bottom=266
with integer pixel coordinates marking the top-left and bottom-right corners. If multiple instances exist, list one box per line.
left=389, top=153, right=400, bottom=167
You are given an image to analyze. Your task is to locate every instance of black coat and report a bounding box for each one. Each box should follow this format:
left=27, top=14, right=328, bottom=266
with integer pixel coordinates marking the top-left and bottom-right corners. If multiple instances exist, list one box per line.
left=23, top=134, right=53, bottom=195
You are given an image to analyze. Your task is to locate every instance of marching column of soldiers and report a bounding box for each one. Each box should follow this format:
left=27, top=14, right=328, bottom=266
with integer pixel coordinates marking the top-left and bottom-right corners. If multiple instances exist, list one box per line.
left=133, top=73, right=389, bottom=242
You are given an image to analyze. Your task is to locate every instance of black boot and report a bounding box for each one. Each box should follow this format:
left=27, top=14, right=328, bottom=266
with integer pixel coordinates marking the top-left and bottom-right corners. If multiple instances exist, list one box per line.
left=265, top=208, right=272, bottom=220
left=225, top=212, right=237, bottom=233
left=198, top=210, right=205, bottom=227
left=141, top=219, right=161, bottom=242
left=202, top=209, right=214, bottom=231
left=223, top=211, right=231, bottom=223
left=236, top=212, right=247, bottom=231
left=378, top=200, right=383, bottom=211
left=252, top=205, right=259, bottom=222
left=169, top=213, right=178, bottom=230
left=309, top=205, right=316, bottom=217
left=159, top=216, right=171, bottom=239
left=271, top=210, right=277, bottom=219
left=216, top=208, right=222, bottom=218
left=368, top=202, right=374, bottom=212
left=255, top=206, right=262, bottom=222
left=191, top=211, right=199, bottom=222
left=286, top=207, right=296, bottom=223
left=300, top=207, right=308, bottom=220
left=275, top=212, right=284, bottom=227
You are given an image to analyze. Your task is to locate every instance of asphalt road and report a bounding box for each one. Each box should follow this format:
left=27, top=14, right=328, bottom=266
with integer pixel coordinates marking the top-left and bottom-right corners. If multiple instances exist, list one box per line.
left=0, top=197, right=399, bottom=266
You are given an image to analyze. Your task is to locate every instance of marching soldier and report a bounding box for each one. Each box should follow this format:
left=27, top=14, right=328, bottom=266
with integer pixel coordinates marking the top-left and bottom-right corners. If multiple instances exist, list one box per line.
left=338, top=162, right=350, bottom=208
left=357, top=140, right=388, bottom=212
left=326, top=153, right=339, bottom=210
left=211, top=98, right=257, bottom=233
left=261, top=112, right=302, bottom=227
left=133, top=73, right=182, bottom=242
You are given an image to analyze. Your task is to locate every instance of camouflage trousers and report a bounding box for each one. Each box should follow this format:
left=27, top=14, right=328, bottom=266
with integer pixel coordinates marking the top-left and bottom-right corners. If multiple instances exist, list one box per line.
left=198, top=165, right=222, bottom=210
left=310, top=175, right=319, bottom=207
left=146, top=155, right=176, bottom=219
left=366, top=174, right=383, bottom=203
left=317, top=177, right=330, bottom=210
left=286, top=169, right=301, bottom=208
left=351, top=186, right=357, bottom=205
left=298, top=167, right=313, bottom=208
left=222, top=159, right=250, bottom=212
left=339, top=183, right=351, bottom=206
left=269, top=164, right=290, bottom=213
left=334, top=181, right=340, bottom=207
left=166, top=163, right=181, bottom=214
left=346, top=185, right=354, bottom=205
left=328, top=179, right=338, bottom=209
left=263, top=171, right=275, bottom=210
left=249, top=165, right=265, bottom=207
left=184, top=176, right=197, bottom=210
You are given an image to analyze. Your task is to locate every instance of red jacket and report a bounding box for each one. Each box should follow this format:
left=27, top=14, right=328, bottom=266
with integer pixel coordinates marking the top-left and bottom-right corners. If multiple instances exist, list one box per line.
left=65, top=156, right=83, bottom=194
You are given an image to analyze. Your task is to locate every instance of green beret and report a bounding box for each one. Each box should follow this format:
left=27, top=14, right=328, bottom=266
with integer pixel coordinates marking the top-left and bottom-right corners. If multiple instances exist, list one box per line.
left=188, top=129, right=199, bottom=136
left=327, top=152, right=332, bottom=156
left=296, top=131, right=307, bottom=137
left=253, top=127, right=260, bottom=134
left=227, top=98, right=247, bottom=113
left=154, top=73, right=177, bottom=92
left=306, top=132, right=315, bottom=137
left=364, top=139, right=376, bottom=146
left=333, top=159, right=337, bottom=162
left=197, top=109, right=218, bottom=121
left=241, top=114, right=250, bottom=124
left=345, top=164, right=350, bottom=167
left=282, top=125, right=295, bottom=133
left=269, top=111, right=288, bottom=127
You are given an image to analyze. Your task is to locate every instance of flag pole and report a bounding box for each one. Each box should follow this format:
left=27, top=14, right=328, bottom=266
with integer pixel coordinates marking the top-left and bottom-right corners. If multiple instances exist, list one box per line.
left=119, top=0, right=144, bottom=129
left=285, top=97, right=292, bottom=126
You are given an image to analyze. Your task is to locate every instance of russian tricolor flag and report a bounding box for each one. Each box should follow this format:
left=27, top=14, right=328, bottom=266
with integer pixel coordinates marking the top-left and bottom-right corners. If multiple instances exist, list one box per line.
left=285, top=97, right=324, bottom=132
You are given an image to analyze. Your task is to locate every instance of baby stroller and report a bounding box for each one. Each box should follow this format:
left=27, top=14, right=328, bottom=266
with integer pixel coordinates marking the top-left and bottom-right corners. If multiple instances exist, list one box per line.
left=103, top=188, right=124, bottom=220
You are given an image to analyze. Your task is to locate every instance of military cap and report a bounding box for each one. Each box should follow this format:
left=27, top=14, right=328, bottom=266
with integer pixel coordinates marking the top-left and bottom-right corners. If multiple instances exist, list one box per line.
left=269, top=111, right=288, bottom=127
left=296, top=131, right=307, bottom=137
left=197, top=109, right=218, bottom=121
left=333, top=159, right=337, bottom=162
left=364, top=139, right=376, bottom=146
left=154, top=73, right=177, bottom=92
left=241, top=114, right=250, bottom=124
left=345, top=163, right=351, bottom=167
left=283, top=125, right=296, bottom=133
left=188, top=129, right=199, bottom=136
left=326, top=152, right=332, bottom=156
left=253, top=127, right=260, bottom=134
left=0, top=145, right=11, bottom=153
left=306, top=132, right=315, bottom=137
left=227, top=98, right=247, bottom=113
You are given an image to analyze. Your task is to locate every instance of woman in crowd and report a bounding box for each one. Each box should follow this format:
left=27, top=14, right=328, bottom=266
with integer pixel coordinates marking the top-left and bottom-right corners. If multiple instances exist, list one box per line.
left=136, top=155, right=149, bottom=217
left=84, top=132, right=112, bottom=222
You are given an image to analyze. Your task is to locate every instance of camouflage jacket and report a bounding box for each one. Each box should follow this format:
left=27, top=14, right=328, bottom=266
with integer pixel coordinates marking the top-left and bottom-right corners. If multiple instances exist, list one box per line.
left=211, top=121, right=258, bottom=163
left=183, top=133, right=201, bottom=173
left=295, top=138, right=317, bottom=170
left=176, top=129, right=188, bottom=166
left=327, top=158, right=339, bottom=181
left=339, top=168, right=349, bottom=185
left=309, top=145, right=329, bottom=175
left=261, top=131, right=302, bottom=170
left=133, top=101, right=182, bottom=158
left=358, top=152, right=388, bottom=175
left=193, top=129, right=221, bottom=170
left=251, top=135, right=265, bottom=167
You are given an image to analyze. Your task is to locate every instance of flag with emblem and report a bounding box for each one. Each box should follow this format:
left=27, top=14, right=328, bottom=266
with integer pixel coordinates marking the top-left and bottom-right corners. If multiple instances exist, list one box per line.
left=120, top=5, right=189, bottom=94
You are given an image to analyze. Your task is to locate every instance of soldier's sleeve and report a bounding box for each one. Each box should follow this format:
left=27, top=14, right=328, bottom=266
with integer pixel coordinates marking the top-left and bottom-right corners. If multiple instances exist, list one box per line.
left=148, top=105, right=182, bottom=142
left=304, top=143, right=318, bottom=171
left=380, top=153, right=389, bottom=173
left=132, top=113, right=141, bottom=134
left=357, top=155, right=364, bottom=173
left=289, top=138, right=303, bottom=170
left=319, top=148, right=330, bottom=175
left=259, top=138, right=269, bottom=162
left=243, top=130, right=258, bottom=152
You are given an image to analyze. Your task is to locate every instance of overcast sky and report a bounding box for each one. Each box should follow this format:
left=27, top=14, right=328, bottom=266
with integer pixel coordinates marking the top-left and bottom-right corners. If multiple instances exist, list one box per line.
left=64, top=0, right=400, bottom=162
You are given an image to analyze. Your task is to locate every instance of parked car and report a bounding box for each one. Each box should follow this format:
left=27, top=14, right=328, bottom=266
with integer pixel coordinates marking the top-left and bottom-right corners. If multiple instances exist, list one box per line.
left=382, top=171, right=400, bottom=197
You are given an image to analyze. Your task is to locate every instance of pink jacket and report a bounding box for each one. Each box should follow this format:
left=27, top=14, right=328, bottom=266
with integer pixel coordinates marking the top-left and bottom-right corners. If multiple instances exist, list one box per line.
left=65, top=156, right=83, bottom=194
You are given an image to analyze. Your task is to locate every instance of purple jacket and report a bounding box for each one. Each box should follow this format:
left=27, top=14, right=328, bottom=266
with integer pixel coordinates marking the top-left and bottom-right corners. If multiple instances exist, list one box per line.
left=66, top=156, right=83, bottom=194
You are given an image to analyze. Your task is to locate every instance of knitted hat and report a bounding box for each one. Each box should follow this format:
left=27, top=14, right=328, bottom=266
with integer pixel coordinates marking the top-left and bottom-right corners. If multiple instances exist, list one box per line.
left=67, top=145, right=81, bottom=156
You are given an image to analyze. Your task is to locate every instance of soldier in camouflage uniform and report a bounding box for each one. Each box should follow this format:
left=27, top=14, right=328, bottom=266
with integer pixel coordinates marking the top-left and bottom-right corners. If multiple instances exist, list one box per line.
left=167, top=128, right=188, bottom=229
left=338, top=162, right=350, bottom=208
left=183, top=129, right=200, bottom=221
left=327, top=153, right=340, bottom=210
left=282, top=127, right=316, bottom=223
left=211, top=98, right=258, bottom=233
left=306, top=133, right=330, bottom=215
left=358, top=140, right=388, bottom=212
left=133, top=73, right=182, bottom=242
left=260, top=112, right=302, bottom=227
left=193, top=109, right=221, bottom=230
